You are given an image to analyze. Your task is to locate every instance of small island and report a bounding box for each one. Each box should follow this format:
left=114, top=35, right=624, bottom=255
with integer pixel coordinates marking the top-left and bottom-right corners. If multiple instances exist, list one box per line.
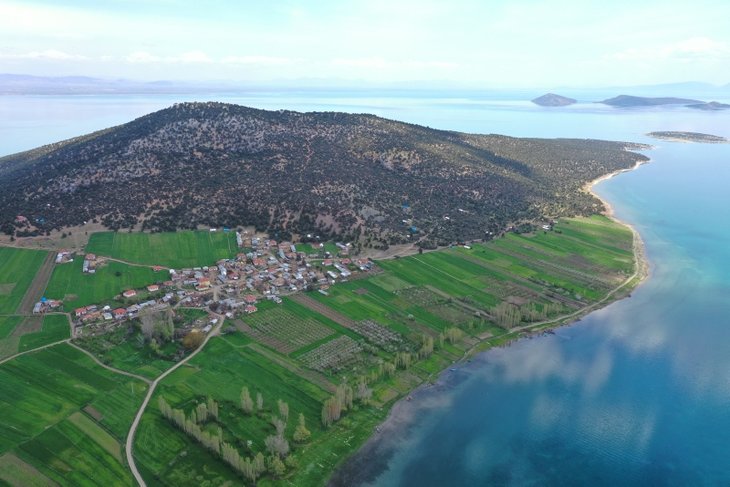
left=686, top=101, right=730, bottom=111
left=531, top=93, right=577, bottom=107
left=647, top=131, right=728, bottom=143
left=601, top=95, right=702, bottom=107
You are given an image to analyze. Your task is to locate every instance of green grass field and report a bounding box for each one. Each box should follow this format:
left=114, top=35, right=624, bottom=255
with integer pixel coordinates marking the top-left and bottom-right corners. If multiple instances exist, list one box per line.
left=85, top=230, right=238, bottom=268
left=135, top=337, right=332, bottom=486
left=44, top=258, right=165, bottom=311
left=0, top=315, right=70, bottom=360
left=0, top=247, right=49, bottom=313
left=18, top=315, right=70, bottom=352
left=0, top=215, right=636, bottom=485
left=0, top=343, right=147, bottom=486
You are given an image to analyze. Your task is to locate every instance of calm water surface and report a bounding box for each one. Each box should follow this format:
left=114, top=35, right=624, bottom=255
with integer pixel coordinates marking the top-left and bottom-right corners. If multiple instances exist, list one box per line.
left=2, top=93, right=729, bottom=485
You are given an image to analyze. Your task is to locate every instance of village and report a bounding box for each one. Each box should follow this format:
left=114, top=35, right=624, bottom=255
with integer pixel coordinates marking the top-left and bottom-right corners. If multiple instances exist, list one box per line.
left=33, top=231, right=375, bottom=339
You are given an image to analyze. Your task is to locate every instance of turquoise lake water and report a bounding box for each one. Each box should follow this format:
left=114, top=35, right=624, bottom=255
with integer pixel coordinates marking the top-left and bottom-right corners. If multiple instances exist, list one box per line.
left=2, top=93, right=729, bottom=485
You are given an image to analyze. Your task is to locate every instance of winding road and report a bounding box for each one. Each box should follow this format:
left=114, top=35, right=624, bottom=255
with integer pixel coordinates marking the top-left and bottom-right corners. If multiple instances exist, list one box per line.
left=124, top=316, right=224, bottom=487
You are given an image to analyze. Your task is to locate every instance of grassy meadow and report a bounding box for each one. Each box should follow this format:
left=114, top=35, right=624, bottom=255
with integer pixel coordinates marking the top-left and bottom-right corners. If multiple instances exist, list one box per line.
left=0, top=314, right=70, bottom=360
left=0, top=247, right=49, bottom=313
left=0, top=343, right=147, bottom=486
left=85, top=230, right=239, bottom=268
left=44, top=258, right=166, bottom=311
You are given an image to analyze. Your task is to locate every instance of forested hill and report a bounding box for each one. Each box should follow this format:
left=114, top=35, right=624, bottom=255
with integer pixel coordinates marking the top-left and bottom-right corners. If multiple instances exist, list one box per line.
left=0, top=102, right=647, bottom=247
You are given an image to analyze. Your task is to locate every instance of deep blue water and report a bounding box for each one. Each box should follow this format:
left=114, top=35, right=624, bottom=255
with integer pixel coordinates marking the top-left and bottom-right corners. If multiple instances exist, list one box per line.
left=1, top=93, right=729, bottom=485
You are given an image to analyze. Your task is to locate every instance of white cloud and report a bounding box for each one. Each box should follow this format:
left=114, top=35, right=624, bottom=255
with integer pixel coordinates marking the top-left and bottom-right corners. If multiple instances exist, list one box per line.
left=221, top=55, right=294, bottom=66
left=0, top=49, right=87, bottom=61
left=610, top=37, right=730, bottom=61
left=177, top=50, right=212, bottom=64
left=125, top=51, right=160, bottom=63
left=125, top=50, right=213, bottom=64
left=332, top=57, right=457, bottom=70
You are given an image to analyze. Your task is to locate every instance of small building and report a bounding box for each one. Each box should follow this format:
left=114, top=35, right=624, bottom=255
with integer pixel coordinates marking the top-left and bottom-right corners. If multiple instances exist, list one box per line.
left=147, top=284, right=160, bottom=293
left=122, top=289, right=137, bottom=299
left=244, top=305, right=257, bottom=314
left=113, top=308, right=126, bottom=319
left=244, top=294, right=257, bottom=304
left=74, top=307, right=87, bottom=317
left=32, top=302, right=43, bottom=314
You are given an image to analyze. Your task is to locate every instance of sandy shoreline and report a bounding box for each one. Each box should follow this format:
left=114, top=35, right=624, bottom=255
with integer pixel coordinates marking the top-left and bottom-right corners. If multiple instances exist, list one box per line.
left=329, top=155, right=653, bottom=486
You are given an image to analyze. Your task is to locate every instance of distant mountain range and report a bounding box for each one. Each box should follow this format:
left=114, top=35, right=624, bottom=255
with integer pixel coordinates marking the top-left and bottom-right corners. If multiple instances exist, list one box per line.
left=0, top=102, right=647, bottom=248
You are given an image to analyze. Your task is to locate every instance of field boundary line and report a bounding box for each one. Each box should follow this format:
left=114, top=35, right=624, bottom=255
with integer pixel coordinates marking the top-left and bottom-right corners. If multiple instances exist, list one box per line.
left=0, top=338, right=70, bottom=366
left=67, top=341, right=152, bottom=384
left=16, top=251, right=55, bottom=314
left=463, top=225, right=647, bottom=359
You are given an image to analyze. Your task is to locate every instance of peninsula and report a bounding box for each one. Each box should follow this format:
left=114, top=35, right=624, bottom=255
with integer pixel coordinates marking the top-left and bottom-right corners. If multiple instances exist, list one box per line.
left=0, top=104, right=650, bottom=487
left=647, top=131, right=728, bottom=143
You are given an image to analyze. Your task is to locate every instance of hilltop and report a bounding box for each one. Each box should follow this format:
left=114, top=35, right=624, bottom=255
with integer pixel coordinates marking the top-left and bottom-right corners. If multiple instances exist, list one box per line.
left=0, top=102, right=647, bottom=248
left=531, top=93, right=577, bottom=107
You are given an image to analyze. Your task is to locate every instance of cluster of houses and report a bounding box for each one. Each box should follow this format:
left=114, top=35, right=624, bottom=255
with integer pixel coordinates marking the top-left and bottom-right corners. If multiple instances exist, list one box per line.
left=82, top=253, right=98, bottom=273
left=40, top=235, right=375, bottom=336
left=32, top=297, right=63, bottom=314
left=55, top=250, right=74, bottom=264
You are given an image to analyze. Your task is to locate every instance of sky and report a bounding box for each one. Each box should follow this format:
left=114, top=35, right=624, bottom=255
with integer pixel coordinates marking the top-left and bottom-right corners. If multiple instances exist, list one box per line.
left=1, top=0, right=729, bottom=88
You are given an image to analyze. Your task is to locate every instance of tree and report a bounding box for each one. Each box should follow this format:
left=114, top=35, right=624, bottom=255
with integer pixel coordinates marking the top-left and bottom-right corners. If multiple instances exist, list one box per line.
left=356, top=380, right=373, bottom=405
left=158, top=396, right=172, bottom=419
left=277, top=399, right=289, bottom=423
left=268, top=455, right=286, bottom=477
left=182, top=330, right=204, bottom=350
left=293, top=413, right=311, bottom=443
left=196, top=402, right=209, bottom=423
left=207, top=396, right=219, bottom=420
left=254, top=452, right=266, bottom=476
left=256, top=392, right=264, bottom=411
left=264, top=434, right=290, bottom=458
left=321, top=396, right=341, bottom=427
left=271, top=416, right=286, bottom=436
left=241, top=387, right=254, bottom=415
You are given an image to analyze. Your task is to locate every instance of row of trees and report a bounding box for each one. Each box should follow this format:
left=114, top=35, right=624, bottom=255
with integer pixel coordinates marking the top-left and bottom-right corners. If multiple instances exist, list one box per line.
left=158, top=391, right=311, bottom=484
left=321, top=380, right=373, bottom=428
left=491, top=302, right=564, bottom=329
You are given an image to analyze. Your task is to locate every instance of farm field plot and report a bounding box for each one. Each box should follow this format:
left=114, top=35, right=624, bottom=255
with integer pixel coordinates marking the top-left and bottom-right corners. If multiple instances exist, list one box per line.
left=455, top=216, right=634, bottom=302
left=310, top=279, right=465, bottom=334
left=238, top=302, right=336, bottom=355
left=297, top=335, right=363, bottom=372
left=135, top=337, right=333, bottom=486
left=0, top=343, right=146, bottom=485
left=0, top=246, right=49, bottom=313
left=18, top=314, right=70, bottom=352
left=0, top=315, right=70, bottom=360
left=44, top=258, right=165, bottom=311
left=16, top=413, right=133, bottom=487
left=85, top=230, right=238, bottom=268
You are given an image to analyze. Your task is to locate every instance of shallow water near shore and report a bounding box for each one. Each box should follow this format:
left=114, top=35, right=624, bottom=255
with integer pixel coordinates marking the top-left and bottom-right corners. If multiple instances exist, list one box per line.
left=2, top=93, right=730, bottom=485
left=335, top=134, right=730, bottom=486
